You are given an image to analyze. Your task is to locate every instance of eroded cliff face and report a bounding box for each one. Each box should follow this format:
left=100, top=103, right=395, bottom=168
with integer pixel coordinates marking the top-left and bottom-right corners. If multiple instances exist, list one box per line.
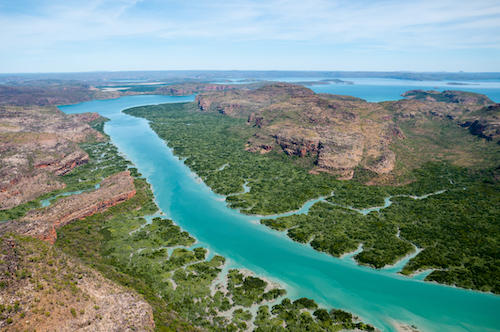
left=402, top=89, right=494, bottom=105
left=387, top=95, right=500, bottom=144
left=459, top=104, right=500, bottom=143
left=157, top=83, right=240, bottom=96
left=2, top=171, right=136, bottom=244
left=0, top=106, right=155, bottom=332
left=195, top=84, right=497, bottom=180
left=196, top=83, right=398, bottom=179
left=0, top=106, right=105, bottom=209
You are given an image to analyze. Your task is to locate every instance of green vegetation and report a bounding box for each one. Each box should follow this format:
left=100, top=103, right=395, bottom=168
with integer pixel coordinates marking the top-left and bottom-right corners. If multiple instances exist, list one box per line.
left=0, top=140, right=129, bottom=222
left=402, top=89, right=493, bottom=104
left=2, top=111, right=370, bottom=330
left=53, top=139, right=371, bottom=331
left=387, top=114, right=500, bottom=178
left=88, top=115, right=109, bottom=133
left=125, top=102, right=500, bottom=293
left=254, top=299, right=374, bottom=332
left=63, top=141, right=130, bottom=190
left=227, top=270, right=286, bottom=307
left=124, top=102, right=366, bottom=214
left=0, top=234, right=100, bottom=329
left=263, top=170, right=500, bottom=294
left=0, top=199, right=41, bottom=222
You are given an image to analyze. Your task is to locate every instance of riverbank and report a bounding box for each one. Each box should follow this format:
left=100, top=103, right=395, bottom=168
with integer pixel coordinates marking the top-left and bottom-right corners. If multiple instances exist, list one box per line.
left=125, top=100, right=500, bottom=294
left=58, top=95, right=500, bottom=332
left=53, top=140, right=374, bottom=331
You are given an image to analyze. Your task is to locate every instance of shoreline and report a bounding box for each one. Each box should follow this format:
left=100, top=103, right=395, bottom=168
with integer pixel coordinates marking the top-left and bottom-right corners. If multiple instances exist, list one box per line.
left=62, top=95, right=500, bottom=332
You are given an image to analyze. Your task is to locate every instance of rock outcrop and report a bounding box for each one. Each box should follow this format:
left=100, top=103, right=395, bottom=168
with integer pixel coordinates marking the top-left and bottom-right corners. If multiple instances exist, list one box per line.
left=459, top=104, right=500, bottom=143
left=402, top=89, right=494, bottom=105
left=0, top=106, right=105, bottom=209
left=0, top=105, right=155, bottom=332
left=196, top=84, right=497, bottom=179
left=2, top=171, right=136, bottom=244
left=196, top=83, right=398, bottom=179
left=0, top=172, right=66, bottom=210
left=158, top=83, right=240, bottom=96
left=392, top=92, right=499, bottom=143
left=0, top=236, right=155, bottom=332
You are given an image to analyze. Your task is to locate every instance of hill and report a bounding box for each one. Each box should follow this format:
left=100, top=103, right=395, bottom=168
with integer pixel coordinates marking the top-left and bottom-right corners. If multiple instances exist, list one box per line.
left=126, top=84, right=500, bottom=293
left=195, top=84, right=499, bottom=182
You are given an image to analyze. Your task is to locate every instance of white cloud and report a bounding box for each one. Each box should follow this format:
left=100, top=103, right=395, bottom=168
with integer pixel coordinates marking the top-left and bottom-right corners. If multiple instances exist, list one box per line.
left=1, top=0, right=499, bottom=49
left=0, top=0, right=499, bottom=72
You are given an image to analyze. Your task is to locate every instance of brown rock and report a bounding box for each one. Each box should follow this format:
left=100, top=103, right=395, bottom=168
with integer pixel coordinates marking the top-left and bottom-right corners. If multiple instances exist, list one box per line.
left=196, top=84, right=499, bottom=180
left=0, top=173, right=65, bottom=210
left=196, top=83, right=397, bottom=178
left=3, top=171, right=136, bottom=244
left=0, top=236, right=155, bottom=332
left=0, top=106, right=105, bottom=210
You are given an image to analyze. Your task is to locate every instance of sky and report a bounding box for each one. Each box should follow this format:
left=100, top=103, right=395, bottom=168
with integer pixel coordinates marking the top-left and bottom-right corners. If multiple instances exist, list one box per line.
left=0, top=0, right=499, bottom=73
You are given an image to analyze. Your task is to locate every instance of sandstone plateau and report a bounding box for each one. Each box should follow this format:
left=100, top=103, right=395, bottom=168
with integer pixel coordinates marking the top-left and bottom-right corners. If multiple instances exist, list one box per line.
left=401, top=89, right=493, bottom=105
left=195, top=84, right=498, bottom=179
left=388, top=91, right=500, bottom=143
left=157, top=82, right=244, bottom=96
left=196, top=83, right=398, bottom=179
left=0, top=106, right=153, bottom=331
left=1, top=171, right=136, bottom=244
left=0, top=106, right=105, bottom=209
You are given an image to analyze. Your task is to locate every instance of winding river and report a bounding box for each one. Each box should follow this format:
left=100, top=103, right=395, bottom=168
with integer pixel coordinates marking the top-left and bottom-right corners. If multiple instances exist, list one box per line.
left=60, top=95, right=500, bottom=332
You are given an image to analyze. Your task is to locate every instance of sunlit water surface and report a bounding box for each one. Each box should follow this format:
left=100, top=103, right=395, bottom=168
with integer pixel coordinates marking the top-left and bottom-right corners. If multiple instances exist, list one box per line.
left=60, top=94, right=499, bottom=332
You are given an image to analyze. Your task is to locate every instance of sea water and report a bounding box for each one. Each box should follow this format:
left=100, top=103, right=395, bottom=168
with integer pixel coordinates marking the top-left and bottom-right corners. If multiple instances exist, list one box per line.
left=60, top=94, right=500, bottom=332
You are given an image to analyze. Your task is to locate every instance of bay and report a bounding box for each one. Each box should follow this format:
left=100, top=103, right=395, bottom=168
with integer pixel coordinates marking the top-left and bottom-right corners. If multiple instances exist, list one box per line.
left=254, top=77, right=500, bottom=102
left=308, top=78, right=500, bottom=102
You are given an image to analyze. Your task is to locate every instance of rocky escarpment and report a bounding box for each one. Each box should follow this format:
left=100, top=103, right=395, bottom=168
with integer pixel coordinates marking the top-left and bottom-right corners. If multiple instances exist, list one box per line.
left=391, top=91, right=499, bottom=143
left=459, top=104, right=500, bottom=143
left=0, top=106, right=105, bottom=209
left=2, top=171, right=136, bottom=244
left=158, top=83, right=243, bottom=96
left=196, top=84, right=497, bottom=179
left=34, top=149, right=90, bottom=175
left=402, top=89, right=494, bottom=105
left=0, top=104, right=156, bottom=332
left=0, top=235, right=154, bottom=332
left=196, top=83, right=399, bottom=179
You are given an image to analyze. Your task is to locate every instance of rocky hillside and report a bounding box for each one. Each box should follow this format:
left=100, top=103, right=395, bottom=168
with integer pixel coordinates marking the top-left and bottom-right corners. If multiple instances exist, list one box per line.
left=1, top=171, right=136, bottom=244
left=0, top=106, right=105, bottom=209
left=460, top=104, right=500, bottom=143
left=196, top=83, right=398, bottom=179
left=0, top=105, right=158, bottom=331
left=402, top=89, right=493, bottom=105
left=0, top=235, right=154, bottom=331
left=0, top=80, right=250, bottom=107
left=390, top=91, right=500, bottom=144
left=195, top=84, right=497, bottom=180
left=156, top=82, right=248, bottom=96
left=0, top=83, right=116, bottom=106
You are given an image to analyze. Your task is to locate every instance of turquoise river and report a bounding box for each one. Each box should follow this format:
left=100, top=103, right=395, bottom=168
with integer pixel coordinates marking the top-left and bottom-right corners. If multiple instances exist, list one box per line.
left=60, top=95, right=500, bottom=332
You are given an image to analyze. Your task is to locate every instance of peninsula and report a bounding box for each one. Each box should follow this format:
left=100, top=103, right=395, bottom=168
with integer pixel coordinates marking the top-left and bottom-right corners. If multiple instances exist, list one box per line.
left=125, top=83, right=500, bottom=294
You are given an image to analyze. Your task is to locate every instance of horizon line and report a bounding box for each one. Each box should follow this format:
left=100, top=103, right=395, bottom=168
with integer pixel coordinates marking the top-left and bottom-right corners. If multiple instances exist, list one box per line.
left=2, top=69, right=500, bottom=75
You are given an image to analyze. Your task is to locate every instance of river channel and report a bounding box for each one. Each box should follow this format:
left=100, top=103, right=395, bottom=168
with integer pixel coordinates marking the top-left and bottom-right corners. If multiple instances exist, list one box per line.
left=60, top=95, right=500, bottom=332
